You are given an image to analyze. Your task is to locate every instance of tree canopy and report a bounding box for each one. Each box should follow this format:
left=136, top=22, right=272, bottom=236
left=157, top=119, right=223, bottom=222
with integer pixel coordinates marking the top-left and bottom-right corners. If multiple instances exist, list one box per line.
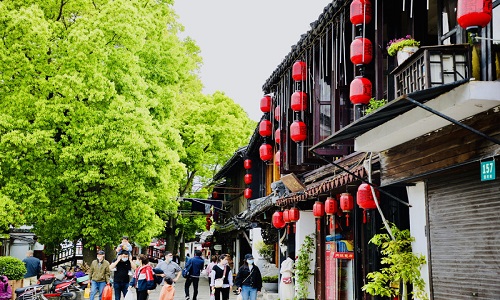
left=0, top=0, right=254, bottom=251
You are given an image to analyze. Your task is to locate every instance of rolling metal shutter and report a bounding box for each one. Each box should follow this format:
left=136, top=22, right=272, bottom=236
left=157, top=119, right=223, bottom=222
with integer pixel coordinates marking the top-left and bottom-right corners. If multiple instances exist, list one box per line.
left=427, top=166, right=500, bottom=300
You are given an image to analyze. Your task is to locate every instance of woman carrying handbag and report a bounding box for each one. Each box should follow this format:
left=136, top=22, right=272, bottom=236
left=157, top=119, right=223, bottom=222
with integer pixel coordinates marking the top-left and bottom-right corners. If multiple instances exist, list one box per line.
left=234, top=254, right=262, bottom=300
left=209, top=254, right=233, bottom=300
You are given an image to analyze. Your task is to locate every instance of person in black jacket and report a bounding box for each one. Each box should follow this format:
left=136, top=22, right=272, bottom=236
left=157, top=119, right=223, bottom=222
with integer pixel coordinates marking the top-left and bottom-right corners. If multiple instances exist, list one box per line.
left=109, top=250, right=135, bottom=300
left=234, top=254, right=262, bottom=300
left=184, top=250, right=205, bottom=300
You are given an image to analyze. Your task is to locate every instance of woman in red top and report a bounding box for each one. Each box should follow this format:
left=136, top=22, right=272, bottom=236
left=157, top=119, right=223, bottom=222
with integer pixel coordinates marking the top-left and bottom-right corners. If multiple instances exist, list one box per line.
left=129, top=254, right=155, bottom=300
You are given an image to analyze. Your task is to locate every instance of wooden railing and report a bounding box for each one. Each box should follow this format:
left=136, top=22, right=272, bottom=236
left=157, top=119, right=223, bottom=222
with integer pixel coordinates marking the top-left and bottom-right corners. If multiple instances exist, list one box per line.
left=45, top=244, right=83, bottom=269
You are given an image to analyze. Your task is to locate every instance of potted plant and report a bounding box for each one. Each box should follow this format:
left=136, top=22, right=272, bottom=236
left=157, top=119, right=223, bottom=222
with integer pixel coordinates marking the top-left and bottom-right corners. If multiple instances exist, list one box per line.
left=0, top=256, right=27, bottom=300
left=386, top=35, right=420, bottom=64
left=364, top=98, right=388, bottom=114
left=362, top=223, right=429, bottom=300
left=262, top=275, right=279, bottom=293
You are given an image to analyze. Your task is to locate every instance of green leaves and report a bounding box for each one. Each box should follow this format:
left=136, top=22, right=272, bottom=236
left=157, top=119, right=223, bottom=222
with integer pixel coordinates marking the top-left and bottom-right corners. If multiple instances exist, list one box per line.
left=362, top=224, right=428, bottom=300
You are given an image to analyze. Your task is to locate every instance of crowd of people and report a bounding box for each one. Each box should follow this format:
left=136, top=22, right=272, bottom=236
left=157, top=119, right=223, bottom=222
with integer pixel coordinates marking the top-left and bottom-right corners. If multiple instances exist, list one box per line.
left=18, top=236, right=270, bottom=300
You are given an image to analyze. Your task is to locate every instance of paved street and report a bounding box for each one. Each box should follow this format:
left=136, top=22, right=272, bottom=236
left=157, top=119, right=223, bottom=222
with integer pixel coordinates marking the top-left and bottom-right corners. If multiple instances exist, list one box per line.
left=147, top=276, right=240, bottom=300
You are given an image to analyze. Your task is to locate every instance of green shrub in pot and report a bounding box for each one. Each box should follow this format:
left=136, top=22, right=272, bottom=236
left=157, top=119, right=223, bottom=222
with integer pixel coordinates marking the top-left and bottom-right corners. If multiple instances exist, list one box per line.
left=0, top=256, right=27, bottom=280
left=262, top=275, right=278, bottom=283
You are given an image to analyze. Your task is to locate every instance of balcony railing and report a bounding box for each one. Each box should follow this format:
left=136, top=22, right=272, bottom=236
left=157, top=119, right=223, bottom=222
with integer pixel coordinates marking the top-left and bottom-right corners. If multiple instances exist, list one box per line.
left=391, top=44, right=471, bottom=98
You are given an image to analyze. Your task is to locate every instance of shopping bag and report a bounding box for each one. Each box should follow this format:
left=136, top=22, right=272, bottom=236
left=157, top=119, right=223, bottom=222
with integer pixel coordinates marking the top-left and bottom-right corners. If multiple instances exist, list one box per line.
left=83, top=284, right=90, bottom=299
left=102, top=284, right=112, bottom=300
left=123, top=289, right=135, bottom=300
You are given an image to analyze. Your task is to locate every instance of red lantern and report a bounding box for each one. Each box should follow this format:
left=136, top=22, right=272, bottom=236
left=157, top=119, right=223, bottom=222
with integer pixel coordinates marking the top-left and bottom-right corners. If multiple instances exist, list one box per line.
left=243, top=159, right=252, bottom=170
left=259, top=143, right=273, bottom=161
left=244, top=173, right=252, bottom=185
left=290, top=120, right=307, bottom=142
left=275, top=128, right=281, bottom=144
left=350, top=76, right=372, bottom=105
left=289, top=207, right=300, bottom=233
left=292, top=60, right=307, bottom=81
left=283, top=209, right=291, bottom=234
left=260, top=95, right=272, bottom=113
left=272, top=211, right=286, bottom=229
left=212, top=191, right=218, bottom=199
left=340, top=193, right=354, bottom=227
left=325, top=197, right=338, bottom=230
left=274, top=151, right=280, bottom=166
left=291, top=91, right=308, bottom=111
left=350, top=37, right=373, bottom=65
left=259, top=120, right=272, bottom=137
left=244, top=188, right=252, bottom=199
left=313, top=201, right=325, bottom=231
left=457, top=0, right=492, bottom=30
left=274, top=105, right=280, bottom=121
left=357, top=183, right=380, bottom=223
left=350, top=0, right=372, bottom=25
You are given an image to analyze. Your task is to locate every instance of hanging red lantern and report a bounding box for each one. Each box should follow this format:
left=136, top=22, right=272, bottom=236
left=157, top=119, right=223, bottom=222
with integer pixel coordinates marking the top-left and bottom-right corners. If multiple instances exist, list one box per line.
left=259, top=143, right=273, bottom=161
left=313, top=201, right=325, bottom=231
left=350, top=76, right=372, bottom=105
left=340, top=193, right=354, bottom=227
left=350, top=0, right=372, bottom=25
left=292, top=60, right=307, bottom=81
left=325, top=197, right=338, bottom=230
left=272, top=211, right=286, bottom=229
left=244, top=188, right=252, bottom=199
left=243, top=159, right=252, bottom=170
left=275, top=128, right=281, bottom=144
left=244, top=173, right=253, bottom=185
left=289, top=207, right=300, bottom=233
left=350, top=37, right=373, bottom=65
left=259, top=120, right=272, bottom=137
left=291, top=91, right=308, bottom=111
left=290, top=120, right=307, bottom=142
left=357, top=183, right=380, bottom=223
left=212, top=191, right=218, bottom=199
left=274, top=151, right=280, bottom=166
left=457, top=0, right=492, bottom=30
left=274, top=105, right=280, bottom=121
left=260, top=95, right=272, bottom=113
left=283, top=209, right=291, bottom=234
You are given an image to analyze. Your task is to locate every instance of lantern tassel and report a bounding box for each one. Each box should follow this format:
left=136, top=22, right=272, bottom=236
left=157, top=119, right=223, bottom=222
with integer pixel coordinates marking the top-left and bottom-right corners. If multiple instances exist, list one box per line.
left=317, top=219, right=321, bottom=231
left=346, top=213, right=350, bottom=227
left=363, top=210, right=367, bottom=223
left=329, top=216, right=333, bottom=230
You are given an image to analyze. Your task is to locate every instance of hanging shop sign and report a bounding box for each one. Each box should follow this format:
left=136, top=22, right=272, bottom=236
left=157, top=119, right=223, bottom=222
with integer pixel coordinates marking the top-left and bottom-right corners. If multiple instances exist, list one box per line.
left=480, top=160, right=496, bottom=181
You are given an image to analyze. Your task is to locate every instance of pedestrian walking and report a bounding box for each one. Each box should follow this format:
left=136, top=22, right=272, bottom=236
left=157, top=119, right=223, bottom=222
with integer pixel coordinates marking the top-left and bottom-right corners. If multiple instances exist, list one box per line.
left=158, top=277, right=175, bottom=300
left=129, top=254, right=155, bottom=300
left=22, top=250, right=41, bottom=287
left=184, top=250, right=205, bottom=300
left=89, top=250, right=111, bottom=300
left=156, top=252, right=182, bottom=282
left=109, top=250, right=135, bottom=300
left=234, top=254, right=262, bottom=300
left=205, top=255, right=217, bottom=284
left=209, top=254, right=233, bottom=300
left=279, top=253, right=295, bottom=300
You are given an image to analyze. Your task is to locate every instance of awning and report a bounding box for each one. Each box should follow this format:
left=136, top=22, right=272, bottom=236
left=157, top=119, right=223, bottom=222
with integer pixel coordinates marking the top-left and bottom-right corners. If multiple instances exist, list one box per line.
left=181, top=198, right=223, bottom=213
left=276, top=164, right=366, bottom=206
left=310, top=79, right=470, bottom=151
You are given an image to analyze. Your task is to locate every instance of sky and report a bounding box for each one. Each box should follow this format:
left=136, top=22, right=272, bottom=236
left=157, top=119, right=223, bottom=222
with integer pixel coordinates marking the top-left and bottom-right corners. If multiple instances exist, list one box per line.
left=172, top=1, right=332, bottom=121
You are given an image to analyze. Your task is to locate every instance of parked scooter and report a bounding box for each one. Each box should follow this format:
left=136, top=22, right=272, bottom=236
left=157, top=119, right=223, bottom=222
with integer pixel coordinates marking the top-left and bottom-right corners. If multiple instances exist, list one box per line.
left=15, top=274, right=81, bottom=300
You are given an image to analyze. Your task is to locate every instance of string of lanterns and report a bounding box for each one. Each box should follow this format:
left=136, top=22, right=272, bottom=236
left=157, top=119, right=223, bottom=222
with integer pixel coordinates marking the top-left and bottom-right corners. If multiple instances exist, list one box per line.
left=243, top=159, right=252, bottom=199
left=290, top=60, right=308, bottom=143
left=349, top=0, right=373, bottom=106
left=259, top=95, right=273, bottom=162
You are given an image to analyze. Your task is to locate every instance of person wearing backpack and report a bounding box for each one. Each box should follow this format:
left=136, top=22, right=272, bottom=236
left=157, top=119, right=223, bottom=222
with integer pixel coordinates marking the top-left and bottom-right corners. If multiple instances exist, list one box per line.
left=183, top=250, right=204, bottom=300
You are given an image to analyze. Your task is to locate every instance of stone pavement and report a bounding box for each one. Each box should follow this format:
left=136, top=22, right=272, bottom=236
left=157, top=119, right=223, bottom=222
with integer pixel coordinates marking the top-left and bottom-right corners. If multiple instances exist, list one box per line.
left=144, top=276, right=275, bottom=300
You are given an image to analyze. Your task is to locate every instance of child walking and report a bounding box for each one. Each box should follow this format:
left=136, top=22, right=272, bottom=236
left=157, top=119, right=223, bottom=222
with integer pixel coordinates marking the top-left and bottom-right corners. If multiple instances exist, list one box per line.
left=159, top=277, right=175, bottom=300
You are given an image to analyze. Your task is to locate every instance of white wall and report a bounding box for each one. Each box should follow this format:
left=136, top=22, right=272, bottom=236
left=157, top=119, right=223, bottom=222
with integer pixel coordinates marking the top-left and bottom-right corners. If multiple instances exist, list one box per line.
left=407, top=182, right=431, bottom=299
left=250, top=228, right=267, bottom=269
left=295, top=211, right=316, bottom=299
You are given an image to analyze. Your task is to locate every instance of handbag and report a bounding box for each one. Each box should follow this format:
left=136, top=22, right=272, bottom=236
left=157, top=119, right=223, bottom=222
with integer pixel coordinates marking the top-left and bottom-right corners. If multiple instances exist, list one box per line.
left=83, top=284, right=90, bottom=299
left=214, top=265, right=227, bottom=288
left=282, top=277, right=292, bottom=284
left=102, top=284, right=112, bottom=300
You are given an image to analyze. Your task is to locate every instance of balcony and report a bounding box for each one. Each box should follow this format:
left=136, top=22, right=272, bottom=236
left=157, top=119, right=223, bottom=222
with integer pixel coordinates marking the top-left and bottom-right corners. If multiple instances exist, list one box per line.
left=391, top=44, right=472, bottom=98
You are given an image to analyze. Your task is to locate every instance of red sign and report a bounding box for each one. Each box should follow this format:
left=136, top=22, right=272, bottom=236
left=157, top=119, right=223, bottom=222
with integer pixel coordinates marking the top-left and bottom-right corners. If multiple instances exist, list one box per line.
left=333, top=252, right=355, bottom=259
